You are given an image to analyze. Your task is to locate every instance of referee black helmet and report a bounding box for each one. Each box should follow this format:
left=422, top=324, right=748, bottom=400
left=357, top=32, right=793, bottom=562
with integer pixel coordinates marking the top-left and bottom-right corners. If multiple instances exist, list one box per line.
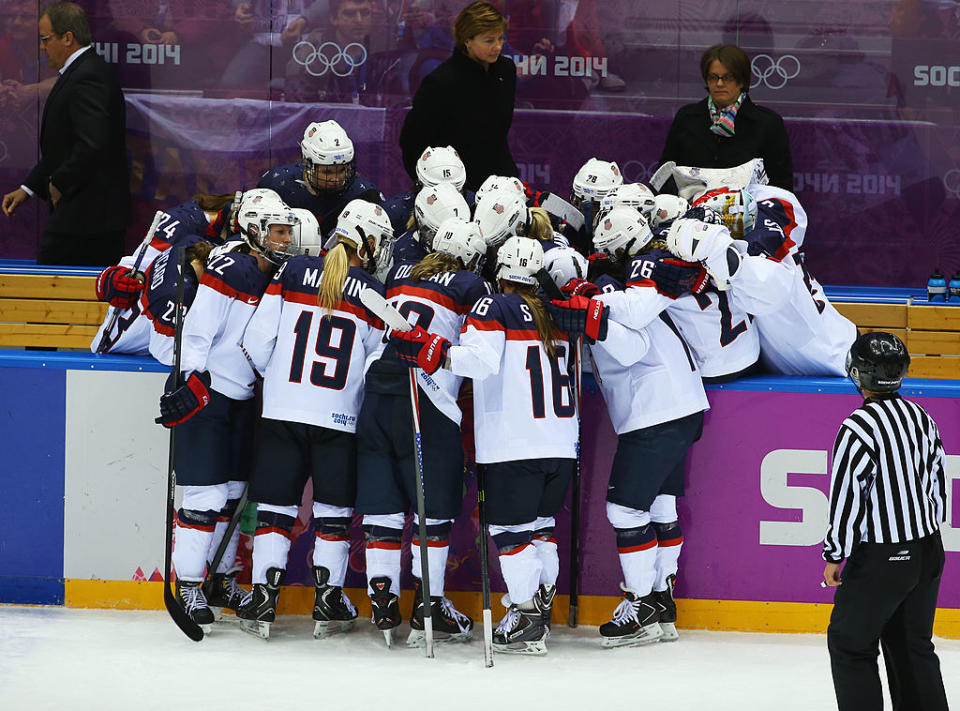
left=845, top=331, right=910, bottom=393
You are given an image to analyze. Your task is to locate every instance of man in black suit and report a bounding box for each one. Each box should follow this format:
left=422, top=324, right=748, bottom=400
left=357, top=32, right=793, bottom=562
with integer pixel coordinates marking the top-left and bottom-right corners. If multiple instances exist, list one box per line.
left=2, top=2, right=130, bottom=266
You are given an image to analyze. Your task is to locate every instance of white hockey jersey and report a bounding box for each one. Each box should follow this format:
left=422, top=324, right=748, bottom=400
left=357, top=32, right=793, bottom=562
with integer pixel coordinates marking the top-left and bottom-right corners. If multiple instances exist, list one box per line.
left=243, top=256, right=385, bottom=432
left=448, top=293, right=578, bottom=464
left=378, top=263, right=490, bottom=425
left=179, top=250, right=272, bottom=400
left=592, top=275, right=709, bottom=433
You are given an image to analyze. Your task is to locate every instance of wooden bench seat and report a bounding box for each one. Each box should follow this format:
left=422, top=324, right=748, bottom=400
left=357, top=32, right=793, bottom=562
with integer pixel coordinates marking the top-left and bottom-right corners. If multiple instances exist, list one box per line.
left=0, top=271, right=105, bottom=350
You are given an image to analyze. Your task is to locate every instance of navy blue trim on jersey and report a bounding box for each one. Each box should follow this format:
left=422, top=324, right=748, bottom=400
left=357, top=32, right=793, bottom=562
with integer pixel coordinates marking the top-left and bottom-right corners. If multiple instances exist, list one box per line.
left=149, top=200, right=215, bottom=251
left=383, top=191, right=415, bottom=233
left=201, top=251, right=271, bottom=305
left=141, top=248, right=200, bottom=336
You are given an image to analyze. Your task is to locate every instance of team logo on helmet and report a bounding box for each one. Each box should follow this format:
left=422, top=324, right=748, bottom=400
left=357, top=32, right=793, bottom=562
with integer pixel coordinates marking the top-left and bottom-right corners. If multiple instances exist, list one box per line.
left=374, top=206, right=384, bottom=217
left=494, top=203, right=505, bottom=214
left=422, top=150, right=431, bottom=160
left=308, top=127, right=317, bottom=137
left=426, top=195, right=437, bottom=205
left=604, top=219, right=612, bottom=230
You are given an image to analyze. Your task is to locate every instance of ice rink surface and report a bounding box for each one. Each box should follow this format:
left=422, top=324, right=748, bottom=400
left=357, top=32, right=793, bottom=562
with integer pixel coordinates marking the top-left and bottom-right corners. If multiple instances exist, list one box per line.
left=1, top=606, right=958, bottom=710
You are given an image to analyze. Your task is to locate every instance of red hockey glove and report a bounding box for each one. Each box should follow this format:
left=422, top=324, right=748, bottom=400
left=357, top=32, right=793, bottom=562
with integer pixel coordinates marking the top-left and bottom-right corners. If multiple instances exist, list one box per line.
left=390, top=326, right=451, bottom=375
left=156, top=371, right=211, bottom=427
left=561, top=277, right=601, bottom=298
left=95, top=265, right=144, bottom=308
left=548, top=295, right=609, bottom=343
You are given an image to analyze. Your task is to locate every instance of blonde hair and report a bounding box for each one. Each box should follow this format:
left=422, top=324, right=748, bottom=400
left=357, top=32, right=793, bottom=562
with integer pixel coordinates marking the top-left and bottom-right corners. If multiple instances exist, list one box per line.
left=514, top=285, right=558, bottom=358
left=528, top=207, right=553, bottom=241
left=317, top=240, right=357, bottom=317
left=453, top=1, right=507, bottom=53
left=406, top=211, right=417, bottom=232
left=410, top=252, right=461, bottom=281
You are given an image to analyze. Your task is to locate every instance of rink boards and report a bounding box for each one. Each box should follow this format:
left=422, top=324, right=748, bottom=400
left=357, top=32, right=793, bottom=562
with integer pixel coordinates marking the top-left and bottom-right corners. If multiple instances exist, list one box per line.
left=1, top=350, right=958, bottom=636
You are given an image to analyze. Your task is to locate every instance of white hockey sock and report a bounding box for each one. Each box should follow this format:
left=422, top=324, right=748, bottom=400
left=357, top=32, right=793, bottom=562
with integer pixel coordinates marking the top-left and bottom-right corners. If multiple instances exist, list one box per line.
left=653, top=521, right=683, bottom=591
left=173, top=509, right=217, bottom=581
left=313, top=503, right=352, bottom=587
left=252, top=504, right=297, bottom=585
left=607, top=502, right=656, bottom=596
left=363, top=513, right=404, bottom=597
left=532, top=516, right=559, bottom=586
left=618, top=541, right=658, bottom=596
left=207, top=481, right=246, bottom=574
left=498, top=544, right=542, bottom=605
left=411, top=516, right=451, bottom=598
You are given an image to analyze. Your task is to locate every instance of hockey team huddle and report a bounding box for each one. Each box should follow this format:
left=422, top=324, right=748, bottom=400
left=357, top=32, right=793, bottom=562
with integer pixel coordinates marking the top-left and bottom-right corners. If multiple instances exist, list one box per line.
left=92, top=118, right=857, bottom=655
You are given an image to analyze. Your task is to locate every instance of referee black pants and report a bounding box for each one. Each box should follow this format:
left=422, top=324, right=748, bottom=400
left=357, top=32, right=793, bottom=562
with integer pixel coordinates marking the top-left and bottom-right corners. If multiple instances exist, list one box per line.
left=828, top=532, right=948, bottom=711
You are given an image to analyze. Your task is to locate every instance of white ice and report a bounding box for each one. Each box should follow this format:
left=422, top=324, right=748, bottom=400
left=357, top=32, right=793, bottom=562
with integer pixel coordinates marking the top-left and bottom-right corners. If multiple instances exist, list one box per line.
left=1, top=607, right=958, bottom=710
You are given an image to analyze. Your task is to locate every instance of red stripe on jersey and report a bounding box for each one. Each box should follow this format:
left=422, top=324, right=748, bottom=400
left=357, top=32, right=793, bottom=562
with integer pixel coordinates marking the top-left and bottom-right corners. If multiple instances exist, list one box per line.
left=504, top=328, right=542, bottom=341
left=255, top=526, right=294, bottom=540
left=178, top=520, right=215, bottom=533
left=412, top=539, right=450, bottom=548
left=618, top=539, right=658, bottom=554
left=150, top=318, right=174, bottom=337
left=282, top=289, right=319, bottom=307
left=626, top=278, right=657, bottom=289
left=150, top=236, right=171, bottom=251
left=768, top=198, right=798, bottom=260
left=265, top=281, right=282, bottom=296
left=500, top=542, right=533, bottom=556
left=366, top=540, right=402, bottom=550
left=463, top=316, right=503, bottom=333
left=280, top=290, right=384, bottom=328
left=657, top=535, right=684, bottom=548
left=201, top=272, right=241, bottom=300
left=315, top=532, right=350, bottom=542
left=388, top=284, right=468, bottom=315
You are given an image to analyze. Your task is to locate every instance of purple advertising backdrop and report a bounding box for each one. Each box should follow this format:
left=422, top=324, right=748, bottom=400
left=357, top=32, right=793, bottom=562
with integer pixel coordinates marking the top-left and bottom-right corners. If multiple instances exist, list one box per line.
left=1, top=1, right=959, bottom=284
left=263, top=379, right=960, bottom=611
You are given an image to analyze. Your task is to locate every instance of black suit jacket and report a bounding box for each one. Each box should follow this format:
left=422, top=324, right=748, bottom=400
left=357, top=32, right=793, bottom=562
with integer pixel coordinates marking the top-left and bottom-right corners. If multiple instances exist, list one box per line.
left=658, top=95, right=794, bottom=192
left=25, top=48, right=130, bottom=234
left=399, top=51, right=518, bottom=192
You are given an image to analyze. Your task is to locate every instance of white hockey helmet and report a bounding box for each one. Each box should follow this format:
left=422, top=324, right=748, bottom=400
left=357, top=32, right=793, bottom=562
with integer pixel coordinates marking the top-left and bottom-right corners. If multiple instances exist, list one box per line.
left=416, top=146, right=467, bottom=191
left=414, top=182, right=470, bottom=250
left=649, top=194, right=691, bottom=229
left=543, top=245, right=588, bottom=291
left=474, top=174, right=526, bottom=204
left=237, top=189, right=300, bottom=264
left=474, top=190, right=530, bottom=248
left=593, top=206, right=653, bottom=259
left=599, top=182, right=657, bottom=217
left=496, top=235, right=544, bottom=288
left=692, top=187, right=757, bottom=238
left=571, top=158, right=623, bottom=202
left=300, top=120, right=356, bottom=194
left=291, top=208, right=322, bottom=256
left=432, top=217, right=487, bottom=272
left=333, top=200, right=394, bottom=272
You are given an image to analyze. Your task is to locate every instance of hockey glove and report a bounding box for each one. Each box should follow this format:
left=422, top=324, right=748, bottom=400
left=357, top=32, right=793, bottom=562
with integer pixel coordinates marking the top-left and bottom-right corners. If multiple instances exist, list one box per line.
left=561, top=277, right=601, bottom=298
left=743, top=225, right=788, bottom=260
left=156, top=370, right=211, bottom=427
left=636, top=251, right=708, bottom=299
left=95, top=265, right=144, bottom=308
left=390, top=326, right=451, bottom=375
left=548, top=296, right=609, bottom=343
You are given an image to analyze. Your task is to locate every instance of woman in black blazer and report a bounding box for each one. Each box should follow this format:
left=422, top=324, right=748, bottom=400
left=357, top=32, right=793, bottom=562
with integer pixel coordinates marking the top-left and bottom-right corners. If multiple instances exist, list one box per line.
left=659, top=45, right=793, bottom=192
left=399, top=2, right=518, bottom=193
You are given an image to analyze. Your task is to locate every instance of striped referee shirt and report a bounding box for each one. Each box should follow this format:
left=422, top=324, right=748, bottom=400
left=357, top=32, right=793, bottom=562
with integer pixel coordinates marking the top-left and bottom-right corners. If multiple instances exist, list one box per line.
left=822, top=394, right=947, bottom=563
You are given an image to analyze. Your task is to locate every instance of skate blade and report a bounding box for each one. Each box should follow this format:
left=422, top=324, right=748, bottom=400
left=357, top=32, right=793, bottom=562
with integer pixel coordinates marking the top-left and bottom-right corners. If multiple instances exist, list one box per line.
left=380, top=627, right=397, bottom=648
left=492, top=639, right=547, bottom=656
left=407, top=629, right=473, bottom=647
left=239, top=619, right=272, bottom=640
left=313, top=619, right=356, bottom=639
left=600, top=625, right=664, bottom=649
left=658, top=622, right=679, bottom=642
left=210, top=606, right=240, bottom=623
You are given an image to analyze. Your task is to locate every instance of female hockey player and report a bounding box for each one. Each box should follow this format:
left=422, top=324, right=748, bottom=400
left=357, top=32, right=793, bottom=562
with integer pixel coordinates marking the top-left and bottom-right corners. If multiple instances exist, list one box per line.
left=237, top=199, right=394, bottom=640
left=155, top=188, right=300, bottom=630
left=391, top=237, right=593, bottom=655
left=355, top=217, right=488, bottom=648
left=388, top=182, right=471, bottom=270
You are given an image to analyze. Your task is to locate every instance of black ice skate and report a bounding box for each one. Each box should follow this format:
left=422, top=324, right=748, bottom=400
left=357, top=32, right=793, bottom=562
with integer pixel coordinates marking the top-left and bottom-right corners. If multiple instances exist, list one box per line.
left=599, top=583, right=663, bottom=648
left=492, top=596, right=548, bottom=656
left=237, top=567, right=285, bottom=640
left=205, top=569, right=246, bottom=621
left=369, top=576, right=401, bottom=648
left=653, top=574, right=678, bottom=642
left=537, top=583, right=557, bottom=633
left=312, top=566, right=358, bottom=639
left=176, top=579, right=214, bottom=632
left=407, top=577, right=474, bottom=647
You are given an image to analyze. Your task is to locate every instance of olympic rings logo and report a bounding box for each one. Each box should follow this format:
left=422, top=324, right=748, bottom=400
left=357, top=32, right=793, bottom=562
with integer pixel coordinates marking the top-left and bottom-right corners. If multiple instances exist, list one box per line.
left=944, top=169, right=960, bottom=200
left=751, top=54, right=800, bottom=90
left=621, top=160, right=654, bottom=184
left=292, top=41, right=367, bottom=77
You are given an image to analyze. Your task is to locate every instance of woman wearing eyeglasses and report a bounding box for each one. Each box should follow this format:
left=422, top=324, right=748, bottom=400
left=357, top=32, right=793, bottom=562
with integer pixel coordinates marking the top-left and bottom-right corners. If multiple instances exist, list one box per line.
left=658, top=44, right=793, bottom=192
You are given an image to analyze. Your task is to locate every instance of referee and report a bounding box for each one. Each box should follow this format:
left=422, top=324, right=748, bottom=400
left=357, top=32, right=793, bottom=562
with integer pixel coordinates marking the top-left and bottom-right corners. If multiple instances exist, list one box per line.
left=823, top=332, right=949, bottom=711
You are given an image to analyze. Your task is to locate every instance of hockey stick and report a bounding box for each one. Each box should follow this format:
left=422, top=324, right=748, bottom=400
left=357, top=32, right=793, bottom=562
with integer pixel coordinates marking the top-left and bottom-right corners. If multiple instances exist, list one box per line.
left=533, top=269, right=583, bottom=627
left=95, top=210, right=164, bottom=353
left=357, top=288, right=435, bottom=656
left=648, top=161, right=677, bottom=193
left=201, top=485, right=248, bottom=601
left=477, top=462, right=494, bottom=668
left=162, top=246, right=204, bottom=642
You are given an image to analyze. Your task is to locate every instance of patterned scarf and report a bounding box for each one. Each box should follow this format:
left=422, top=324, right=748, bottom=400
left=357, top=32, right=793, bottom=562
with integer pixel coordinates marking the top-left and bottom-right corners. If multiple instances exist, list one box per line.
left=708, top=92, right=745, bottom=137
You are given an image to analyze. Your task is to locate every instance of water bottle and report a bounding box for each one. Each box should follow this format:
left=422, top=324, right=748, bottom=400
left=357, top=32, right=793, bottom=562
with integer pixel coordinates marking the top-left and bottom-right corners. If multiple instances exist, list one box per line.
left=949, top=270, right=960, bottom=302
left=927, top=269, right=947, bottom=302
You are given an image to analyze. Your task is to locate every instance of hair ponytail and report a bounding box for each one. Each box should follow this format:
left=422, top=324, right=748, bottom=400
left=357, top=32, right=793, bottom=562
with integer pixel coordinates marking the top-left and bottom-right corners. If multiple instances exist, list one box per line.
left=515, top=285, right=558, bottom=358
left=409, top=252, right=461, bottom=282
left=317, top=241, right=356, bottom=317
left=528, top=207, right=553, bottom=241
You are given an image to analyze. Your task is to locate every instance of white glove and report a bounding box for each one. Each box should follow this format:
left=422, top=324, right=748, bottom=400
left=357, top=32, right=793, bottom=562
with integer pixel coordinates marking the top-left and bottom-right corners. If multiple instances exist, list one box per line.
left=666, top=218, right=740, bottom=290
